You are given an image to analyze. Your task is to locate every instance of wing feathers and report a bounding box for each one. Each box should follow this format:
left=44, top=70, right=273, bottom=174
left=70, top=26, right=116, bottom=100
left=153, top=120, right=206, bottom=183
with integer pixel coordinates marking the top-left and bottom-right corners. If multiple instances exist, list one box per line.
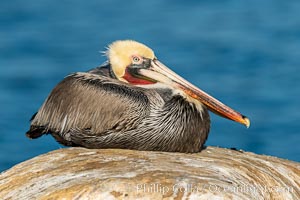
left=28, top=72, right=149, bottom=141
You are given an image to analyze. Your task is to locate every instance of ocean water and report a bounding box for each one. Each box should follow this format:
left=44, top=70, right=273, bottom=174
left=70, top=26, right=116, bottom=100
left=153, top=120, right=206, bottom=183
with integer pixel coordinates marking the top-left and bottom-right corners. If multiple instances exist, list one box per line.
left=0, top=0, right=299, bottom=172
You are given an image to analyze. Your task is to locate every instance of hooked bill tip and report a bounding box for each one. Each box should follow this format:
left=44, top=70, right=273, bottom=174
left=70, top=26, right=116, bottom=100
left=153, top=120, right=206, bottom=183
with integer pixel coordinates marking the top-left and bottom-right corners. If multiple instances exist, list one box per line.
left=242, top=116, right=250, bottom=128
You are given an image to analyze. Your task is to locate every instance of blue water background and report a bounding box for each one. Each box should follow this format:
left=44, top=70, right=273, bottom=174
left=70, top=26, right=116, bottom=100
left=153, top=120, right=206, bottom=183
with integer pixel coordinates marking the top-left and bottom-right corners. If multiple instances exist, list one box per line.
left=1, top=0, right=299, bottom=172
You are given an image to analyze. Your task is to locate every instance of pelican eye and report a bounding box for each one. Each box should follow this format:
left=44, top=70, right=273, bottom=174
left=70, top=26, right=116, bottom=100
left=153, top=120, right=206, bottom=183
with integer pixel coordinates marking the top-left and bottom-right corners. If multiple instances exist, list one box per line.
left=132, top=56, right=141, bottom=64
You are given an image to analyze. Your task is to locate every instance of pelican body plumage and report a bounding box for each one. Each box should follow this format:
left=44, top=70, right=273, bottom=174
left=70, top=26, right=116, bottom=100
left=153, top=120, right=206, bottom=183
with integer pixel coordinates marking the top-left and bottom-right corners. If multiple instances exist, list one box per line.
left=26, top=40, right=249, bottom=153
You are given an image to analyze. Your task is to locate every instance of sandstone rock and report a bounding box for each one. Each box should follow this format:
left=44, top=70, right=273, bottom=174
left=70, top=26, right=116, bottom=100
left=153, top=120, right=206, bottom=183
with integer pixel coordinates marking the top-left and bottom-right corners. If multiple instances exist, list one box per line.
left=0, top=147, right=299, bottom=199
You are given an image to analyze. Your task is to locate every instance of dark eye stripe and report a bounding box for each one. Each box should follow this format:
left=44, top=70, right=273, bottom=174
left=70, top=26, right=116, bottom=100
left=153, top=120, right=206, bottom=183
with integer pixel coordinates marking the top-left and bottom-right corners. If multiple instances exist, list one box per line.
left=143, top=58, right=151, bottom=68
left=130, top=58, right=151, bottom=69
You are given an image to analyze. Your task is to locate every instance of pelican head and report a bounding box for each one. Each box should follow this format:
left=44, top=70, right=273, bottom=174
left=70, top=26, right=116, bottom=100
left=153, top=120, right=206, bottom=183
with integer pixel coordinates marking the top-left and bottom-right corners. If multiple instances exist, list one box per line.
left=107, top=40, right=250, bottom=127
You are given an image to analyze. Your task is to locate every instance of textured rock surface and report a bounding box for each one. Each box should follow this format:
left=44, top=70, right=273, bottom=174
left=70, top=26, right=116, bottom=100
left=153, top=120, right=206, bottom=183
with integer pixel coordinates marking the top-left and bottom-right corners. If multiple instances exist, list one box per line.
left=0, top=147, right=299, bottom=200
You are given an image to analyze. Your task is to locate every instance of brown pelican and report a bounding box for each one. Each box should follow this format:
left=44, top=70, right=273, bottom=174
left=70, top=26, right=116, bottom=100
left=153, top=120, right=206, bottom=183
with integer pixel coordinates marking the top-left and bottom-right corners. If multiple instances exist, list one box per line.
left=26, top=40, right=250, bottom=153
